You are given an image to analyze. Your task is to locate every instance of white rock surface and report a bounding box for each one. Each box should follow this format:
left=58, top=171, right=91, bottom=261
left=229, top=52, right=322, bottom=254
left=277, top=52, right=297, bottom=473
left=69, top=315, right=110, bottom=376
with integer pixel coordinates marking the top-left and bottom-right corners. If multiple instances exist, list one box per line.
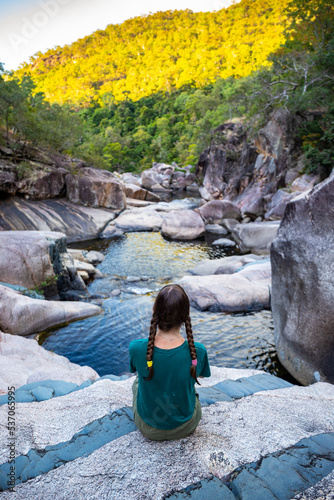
left=179, top=260, right=271, bottom=312
left=0, top=285, right=102, bottom=336
left=0, top=331, right=99, bottom=395
left=1, top=379, right=333, bottom=500
left=107, top=208, right=165, bottom=232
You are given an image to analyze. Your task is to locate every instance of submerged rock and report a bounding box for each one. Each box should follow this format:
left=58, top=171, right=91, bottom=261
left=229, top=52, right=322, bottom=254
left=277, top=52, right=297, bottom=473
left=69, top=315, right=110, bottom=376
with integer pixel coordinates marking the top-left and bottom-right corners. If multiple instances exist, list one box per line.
left=271, top=176, right=334, bottom=385
left=0, top=331, right=99, bottom=394
left=161, top=210, right=205, bottom=241
left=0, top=285, right=102, bottom=336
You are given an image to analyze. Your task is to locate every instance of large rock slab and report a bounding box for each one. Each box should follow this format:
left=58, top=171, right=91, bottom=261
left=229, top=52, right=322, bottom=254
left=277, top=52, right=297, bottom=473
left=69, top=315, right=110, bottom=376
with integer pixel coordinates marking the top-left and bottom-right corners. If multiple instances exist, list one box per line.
left=0, top=231, right=64, bottom=289
left=187, top=254, right=267, bottom=276
left=179, top=260, right=271, bottom=312
left=231, top=221, right=280, bottom=254
left=0, top=377, right=333, bottom=499
left=161, top=210, right=205, bottom=241
left=66, top=167, right=126, bottom=210
left=271, top=177, right=334, bottom=385
left=0, top=231, right=94, bottom=300
left=103, top=207, right=165, bottom=233
left=0, top=331, right=99, bottom=395
left=0, top=284, right=102, bottom=336
left=0, top=197, right=116, bottom=242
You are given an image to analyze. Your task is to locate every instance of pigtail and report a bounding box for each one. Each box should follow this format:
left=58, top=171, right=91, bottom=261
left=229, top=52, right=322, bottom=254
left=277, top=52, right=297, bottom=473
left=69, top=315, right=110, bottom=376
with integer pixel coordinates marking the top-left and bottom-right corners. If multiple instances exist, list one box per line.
left=185, top=316, right=200, bottom=385
left=144, top=313, right=158, bottom=381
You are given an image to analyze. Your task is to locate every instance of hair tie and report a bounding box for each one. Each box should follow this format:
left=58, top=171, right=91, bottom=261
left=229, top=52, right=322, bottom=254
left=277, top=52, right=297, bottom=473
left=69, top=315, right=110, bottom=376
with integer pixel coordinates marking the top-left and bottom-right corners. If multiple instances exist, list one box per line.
left=147, top=360, right=153, bottom=367
left=192, top=359, right=197, bottom=366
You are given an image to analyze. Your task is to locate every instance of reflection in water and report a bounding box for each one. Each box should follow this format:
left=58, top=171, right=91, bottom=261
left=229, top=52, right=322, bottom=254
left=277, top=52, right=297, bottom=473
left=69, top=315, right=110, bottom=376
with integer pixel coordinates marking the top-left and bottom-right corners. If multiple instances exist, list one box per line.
left=40, top=232, right=294, bottom=381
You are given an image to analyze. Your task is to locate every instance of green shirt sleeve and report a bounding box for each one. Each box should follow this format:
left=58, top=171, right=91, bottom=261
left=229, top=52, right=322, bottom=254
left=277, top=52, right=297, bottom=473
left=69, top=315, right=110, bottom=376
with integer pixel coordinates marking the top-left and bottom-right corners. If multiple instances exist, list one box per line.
left=129, top=341, right=137, bottom=373
left=199, top=346, right=211, bottom=377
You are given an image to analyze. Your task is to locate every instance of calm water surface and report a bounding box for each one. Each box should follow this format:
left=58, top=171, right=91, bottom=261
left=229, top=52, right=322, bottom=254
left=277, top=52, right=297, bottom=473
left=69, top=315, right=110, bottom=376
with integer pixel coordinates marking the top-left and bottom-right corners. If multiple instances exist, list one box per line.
left=39, top=230, right=292, bottom=381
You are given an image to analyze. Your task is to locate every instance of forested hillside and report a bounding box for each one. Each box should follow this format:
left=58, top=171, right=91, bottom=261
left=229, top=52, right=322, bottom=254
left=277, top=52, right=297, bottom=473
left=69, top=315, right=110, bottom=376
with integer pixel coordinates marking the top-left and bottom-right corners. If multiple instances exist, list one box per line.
left=1, top=0, right=333, bottom=173
left=15, top=0, right=288, bottom=104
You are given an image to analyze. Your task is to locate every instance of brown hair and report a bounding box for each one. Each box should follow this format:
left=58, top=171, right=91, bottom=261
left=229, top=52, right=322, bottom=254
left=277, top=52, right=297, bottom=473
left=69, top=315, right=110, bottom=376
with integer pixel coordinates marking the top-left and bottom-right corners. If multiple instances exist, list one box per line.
left=144, top=284, right=200, bottom=384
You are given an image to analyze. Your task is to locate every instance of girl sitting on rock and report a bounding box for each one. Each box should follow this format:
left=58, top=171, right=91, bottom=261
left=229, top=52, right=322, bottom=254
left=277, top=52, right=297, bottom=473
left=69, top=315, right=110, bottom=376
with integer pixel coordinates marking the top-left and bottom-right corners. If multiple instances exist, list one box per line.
left=129, top=283, right=211, bottom=440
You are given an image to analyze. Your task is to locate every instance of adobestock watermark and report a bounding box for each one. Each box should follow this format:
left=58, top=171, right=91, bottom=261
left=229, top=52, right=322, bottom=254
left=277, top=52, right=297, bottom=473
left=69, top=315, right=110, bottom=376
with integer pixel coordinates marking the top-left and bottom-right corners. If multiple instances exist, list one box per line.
left=8, top=0, right=71, bottom=53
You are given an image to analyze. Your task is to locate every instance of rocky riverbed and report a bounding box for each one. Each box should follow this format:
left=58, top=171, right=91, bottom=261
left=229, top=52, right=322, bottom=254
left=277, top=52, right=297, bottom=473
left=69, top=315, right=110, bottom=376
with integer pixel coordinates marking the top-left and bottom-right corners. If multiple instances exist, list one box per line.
left=0, top=108, right=333, bottom=498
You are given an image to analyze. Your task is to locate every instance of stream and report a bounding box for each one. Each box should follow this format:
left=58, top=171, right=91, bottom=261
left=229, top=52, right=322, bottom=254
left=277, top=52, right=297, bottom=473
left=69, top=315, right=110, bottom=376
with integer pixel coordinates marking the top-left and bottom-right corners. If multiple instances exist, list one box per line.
left=38, top=199, right=293, bottom=382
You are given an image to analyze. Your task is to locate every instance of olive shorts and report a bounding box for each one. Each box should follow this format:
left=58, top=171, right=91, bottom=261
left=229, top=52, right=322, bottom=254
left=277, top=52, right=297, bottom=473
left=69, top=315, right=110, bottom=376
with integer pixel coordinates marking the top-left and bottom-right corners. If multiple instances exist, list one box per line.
left=131, top=376, right=202, bottom=441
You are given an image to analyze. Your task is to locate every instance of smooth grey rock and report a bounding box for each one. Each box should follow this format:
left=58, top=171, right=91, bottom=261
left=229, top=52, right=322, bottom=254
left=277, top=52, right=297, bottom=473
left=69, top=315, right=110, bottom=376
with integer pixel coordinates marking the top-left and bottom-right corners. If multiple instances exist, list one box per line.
left=231, top=221, right=280, bottom=254
left=271, top=176, right=334, bottom=385
left=179, top=262, right=270, bottom=312
left=0, top=196, right=116, bottom=243
left=212, top=238, right=236, bottom=247
left=0, top=285, right=102, bottom=336
left=161, top=210, right=205, bottom=241
left=198, top=200, right=241, bottom=223
left=205, top=224, right=228, bottom=235
left=0, top=331, right=99, bottom=395
left=84, top=251, right=105, bottom=265
left=2, top=380, right=333, bottom=499
left=100, top=223, right=125, bottom=238
left=187, top=254, right=267, bottom=276
left=110, top=289, right=121, bottom=296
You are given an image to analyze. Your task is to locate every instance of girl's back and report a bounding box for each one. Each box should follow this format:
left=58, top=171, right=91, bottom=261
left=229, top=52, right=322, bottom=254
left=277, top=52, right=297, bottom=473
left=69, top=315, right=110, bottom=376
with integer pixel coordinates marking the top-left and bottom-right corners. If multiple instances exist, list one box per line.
left=129, top=338, right=210, bottom=429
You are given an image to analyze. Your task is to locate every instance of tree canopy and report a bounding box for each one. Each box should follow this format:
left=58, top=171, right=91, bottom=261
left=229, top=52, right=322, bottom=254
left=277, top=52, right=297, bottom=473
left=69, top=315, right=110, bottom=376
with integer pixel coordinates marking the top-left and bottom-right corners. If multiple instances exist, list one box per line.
left=14, top=0, right=289, bottom=105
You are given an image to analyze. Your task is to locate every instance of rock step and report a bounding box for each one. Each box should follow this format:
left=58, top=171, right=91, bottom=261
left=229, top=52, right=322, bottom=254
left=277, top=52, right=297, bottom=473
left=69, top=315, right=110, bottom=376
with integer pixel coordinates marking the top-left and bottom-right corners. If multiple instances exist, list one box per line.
left=197, top=373, right=293, bottom=405
left=0, top=407, right=135, bottom=492
left=0, top=373, right=292, bottom=406
left=0, top=375, right=130, bottom=405
left=165, top=432, right=334, bottom=499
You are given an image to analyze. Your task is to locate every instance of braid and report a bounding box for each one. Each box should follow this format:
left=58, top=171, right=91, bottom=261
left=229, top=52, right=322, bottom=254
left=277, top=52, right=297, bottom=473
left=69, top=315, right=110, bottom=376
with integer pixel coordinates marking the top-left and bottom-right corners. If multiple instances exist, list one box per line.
left=144, top=313, right=158, bottom=381
left=185, top=316, right=200, bottom=385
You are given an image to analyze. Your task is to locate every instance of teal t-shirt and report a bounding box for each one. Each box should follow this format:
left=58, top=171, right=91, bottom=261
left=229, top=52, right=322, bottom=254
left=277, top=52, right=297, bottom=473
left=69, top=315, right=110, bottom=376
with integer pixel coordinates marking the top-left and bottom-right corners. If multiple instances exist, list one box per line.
left=129, top=338, right=211, bottom=430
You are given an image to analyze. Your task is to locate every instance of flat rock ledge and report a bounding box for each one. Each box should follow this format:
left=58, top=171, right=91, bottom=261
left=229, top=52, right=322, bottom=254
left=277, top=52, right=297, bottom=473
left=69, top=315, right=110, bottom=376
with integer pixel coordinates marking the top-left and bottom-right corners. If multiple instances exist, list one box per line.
left=0, top=331, right=99, bottom=394
left=0, top=367, right=333, bottom=499
left=0, top=285, right=102, bottom=336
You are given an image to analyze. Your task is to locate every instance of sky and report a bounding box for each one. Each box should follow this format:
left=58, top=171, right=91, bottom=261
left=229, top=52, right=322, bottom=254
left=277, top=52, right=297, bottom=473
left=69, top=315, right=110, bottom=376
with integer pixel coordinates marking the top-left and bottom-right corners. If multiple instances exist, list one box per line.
left=0, top=0, right=239, bottom=71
